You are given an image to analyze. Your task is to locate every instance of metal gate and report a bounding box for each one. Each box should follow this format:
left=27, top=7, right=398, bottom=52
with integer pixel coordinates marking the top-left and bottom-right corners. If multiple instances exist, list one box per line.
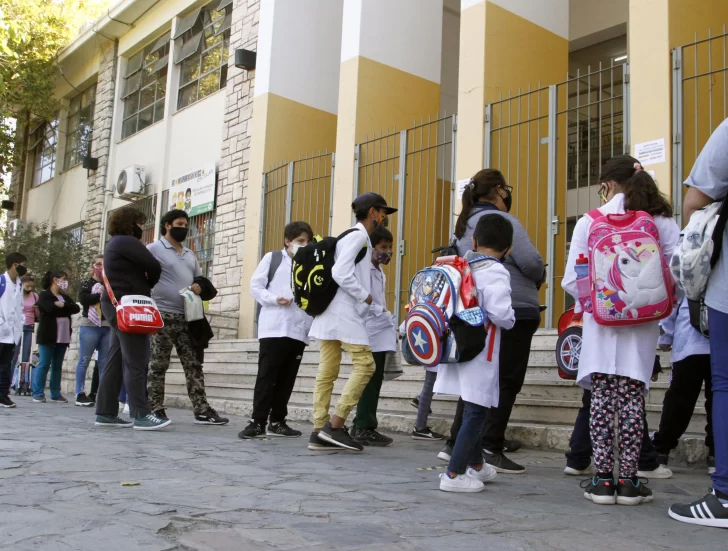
left=486, top=63, right=629, bottom=328
left=260, top=152, right=335, bottom=258
left=672, top=26, right=728, bottom=227
left=354, top=115, right=457, bottom=323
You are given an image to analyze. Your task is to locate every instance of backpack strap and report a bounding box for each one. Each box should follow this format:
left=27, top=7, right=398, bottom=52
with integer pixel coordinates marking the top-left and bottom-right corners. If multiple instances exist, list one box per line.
left=338, top=228, right=368, bottom=264
left=266, top=251, right=283, bottom=290
left=710, top=195, right=728, bottom=269
left=0, top=274, right=5, bottom=299
left=101, top=270, right=119, bottom=307
left=587, top=208, right=606, bottom=223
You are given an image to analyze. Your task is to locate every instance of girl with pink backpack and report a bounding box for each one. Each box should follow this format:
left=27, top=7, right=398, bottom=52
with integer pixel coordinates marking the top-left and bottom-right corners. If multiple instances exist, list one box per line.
left=563, top=155, right=680, bottom=506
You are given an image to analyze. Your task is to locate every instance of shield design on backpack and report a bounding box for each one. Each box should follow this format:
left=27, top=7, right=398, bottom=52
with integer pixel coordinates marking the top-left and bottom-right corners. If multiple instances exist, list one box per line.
left=405, top=303, right=447, bottom=368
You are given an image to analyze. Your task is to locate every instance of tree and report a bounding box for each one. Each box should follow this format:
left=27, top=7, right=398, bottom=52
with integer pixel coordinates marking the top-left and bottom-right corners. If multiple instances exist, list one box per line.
left=0, top=0, right=111, bottom=183
left=0, top=221, right=96, bottom=298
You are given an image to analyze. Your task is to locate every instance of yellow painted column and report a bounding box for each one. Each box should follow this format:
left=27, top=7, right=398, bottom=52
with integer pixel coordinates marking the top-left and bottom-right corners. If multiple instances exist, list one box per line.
left=239, top=0, right=343, bottom=338
left=330, top=0, right=444, bottom=233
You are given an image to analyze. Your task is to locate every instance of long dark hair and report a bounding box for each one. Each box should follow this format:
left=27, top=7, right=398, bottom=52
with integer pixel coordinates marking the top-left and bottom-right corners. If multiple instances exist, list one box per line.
left=454, top=169, right=508, bottom=238
left=600, top=154, right=673, bottom=217
left=41, top=270, right=67, bottom=291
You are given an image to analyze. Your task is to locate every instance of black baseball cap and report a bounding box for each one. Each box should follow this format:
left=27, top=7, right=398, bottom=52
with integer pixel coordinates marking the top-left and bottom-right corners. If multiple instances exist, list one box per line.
left=351, top=192, right=398, bottom=215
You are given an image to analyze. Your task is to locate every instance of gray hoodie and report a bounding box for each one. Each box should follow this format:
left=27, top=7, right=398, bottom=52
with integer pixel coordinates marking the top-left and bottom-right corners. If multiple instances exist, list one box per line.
left=456, top=205, right=545, bottom=321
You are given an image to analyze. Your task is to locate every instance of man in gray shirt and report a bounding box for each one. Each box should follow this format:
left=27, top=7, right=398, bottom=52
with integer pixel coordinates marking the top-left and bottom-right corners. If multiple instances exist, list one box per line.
left=669, top=118, right=728, bottom=528
left=147, top=209, right=228, bottom=426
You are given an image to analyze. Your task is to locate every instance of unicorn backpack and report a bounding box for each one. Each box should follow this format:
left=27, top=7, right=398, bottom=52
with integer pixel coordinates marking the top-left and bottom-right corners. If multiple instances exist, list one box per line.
left=586, top=209, right=674, bottom=326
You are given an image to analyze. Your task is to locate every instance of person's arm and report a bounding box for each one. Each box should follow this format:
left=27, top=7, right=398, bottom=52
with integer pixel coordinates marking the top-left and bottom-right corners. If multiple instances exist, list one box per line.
left=562, top=216, right=590, bottom=302
left=79, top=279, right=101, bottom=308
left=503, top=214, right=545, bottom=284
left=659, top=300, right=677, bottom=350
left=0, top=290, right=11, bottom=339
left=481, top=266, right=516, bottom=330
left=332, top=230, right=370, bottom=303
left=60, top=294, right=81, bottom=315
left=250, top=253, right=280, bottom=307
left=131, top=239, right=161, bottom=286
left=37, top=291, right=59, bottom=314
left=683, top=187, right=715, bottom=222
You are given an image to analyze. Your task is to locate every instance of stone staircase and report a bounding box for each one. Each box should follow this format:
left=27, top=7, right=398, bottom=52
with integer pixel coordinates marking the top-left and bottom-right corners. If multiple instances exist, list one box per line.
left=61, top=330, right=709, bottom=465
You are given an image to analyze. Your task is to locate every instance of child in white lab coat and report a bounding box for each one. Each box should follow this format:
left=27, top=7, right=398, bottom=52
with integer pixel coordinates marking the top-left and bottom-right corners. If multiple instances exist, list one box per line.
left=351, top=227, right=397, bottom=447
left=563, top=155, right=680, bottom=506
left=437, top=214, right=516, bottom=493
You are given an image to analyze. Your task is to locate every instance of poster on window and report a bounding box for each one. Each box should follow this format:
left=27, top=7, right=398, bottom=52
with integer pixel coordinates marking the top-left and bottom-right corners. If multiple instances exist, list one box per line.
left=169, top=162, right=216, bottom=217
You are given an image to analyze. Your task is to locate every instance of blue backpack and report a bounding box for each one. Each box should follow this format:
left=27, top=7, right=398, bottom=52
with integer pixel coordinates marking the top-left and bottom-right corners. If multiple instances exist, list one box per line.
left=0, top=274, right=5, bottom=299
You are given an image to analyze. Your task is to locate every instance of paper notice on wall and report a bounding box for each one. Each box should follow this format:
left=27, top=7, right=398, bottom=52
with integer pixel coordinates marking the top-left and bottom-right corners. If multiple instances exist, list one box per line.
left=169, top=162, right=216, bottom=216
left=457, top=179, right=471, bottom=199
left=634, top=138, right=666, bottom=166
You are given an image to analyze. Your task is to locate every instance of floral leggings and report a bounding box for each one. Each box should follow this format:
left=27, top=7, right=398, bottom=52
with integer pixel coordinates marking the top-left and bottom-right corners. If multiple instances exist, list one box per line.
left=590, top=373, right=646, bottom=478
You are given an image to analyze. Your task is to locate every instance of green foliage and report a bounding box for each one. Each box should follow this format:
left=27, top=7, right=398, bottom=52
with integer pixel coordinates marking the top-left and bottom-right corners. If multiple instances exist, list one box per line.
left=0, top=221, right=96, bottom=298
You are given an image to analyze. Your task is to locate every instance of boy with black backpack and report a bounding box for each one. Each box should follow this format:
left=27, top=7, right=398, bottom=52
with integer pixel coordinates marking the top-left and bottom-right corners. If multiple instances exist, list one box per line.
left=306, top=193, right=397, bottom=452
left=240, top=221, right=314, bottom=439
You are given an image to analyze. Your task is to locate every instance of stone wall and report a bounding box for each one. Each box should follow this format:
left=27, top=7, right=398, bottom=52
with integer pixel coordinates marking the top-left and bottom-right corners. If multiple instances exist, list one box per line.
left=7, top=117, right=28, bottom=221
left=208, top=0, right=260, bottom=339
left=84, top=40, right=119, bottom=253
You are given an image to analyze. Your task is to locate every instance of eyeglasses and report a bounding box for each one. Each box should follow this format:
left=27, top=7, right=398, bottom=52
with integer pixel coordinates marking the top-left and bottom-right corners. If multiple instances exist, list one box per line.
left=500, top=185, right=513, bottom=194
left=93, top=262, right=103, bottom=267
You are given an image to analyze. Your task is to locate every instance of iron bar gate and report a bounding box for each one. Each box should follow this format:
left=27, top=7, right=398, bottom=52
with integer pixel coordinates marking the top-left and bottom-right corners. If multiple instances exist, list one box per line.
left=354, top=115, right=457, bottom=323
left=485, top=63, right=629, bottom=328
left=673, top=26, right=728, bottom=227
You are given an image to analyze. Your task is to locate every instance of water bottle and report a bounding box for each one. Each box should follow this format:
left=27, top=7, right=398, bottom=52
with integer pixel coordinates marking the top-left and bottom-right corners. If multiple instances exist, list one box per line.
left=575, top=254, right=592, bottom=312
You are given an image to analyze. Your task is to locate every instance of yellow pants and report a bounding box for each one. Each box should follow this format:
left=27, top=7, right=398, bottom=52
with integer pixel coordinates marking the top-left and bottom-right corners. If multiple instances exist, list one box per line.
left=312, top=340, right=376, bottom=430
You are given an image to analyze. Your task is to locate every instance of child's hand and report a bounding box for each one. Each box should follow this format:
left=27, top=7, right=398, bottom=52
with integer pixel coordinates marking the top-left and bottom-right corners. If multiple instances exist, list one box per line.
left=276, top=297, right=292, bottom=306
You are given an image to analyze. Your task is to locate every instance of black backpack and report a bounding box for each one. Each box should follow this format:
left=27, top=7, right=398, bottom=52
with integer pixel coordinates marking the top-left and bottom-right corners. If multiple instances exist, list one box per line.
left=292, top=229, right=368, bottom=316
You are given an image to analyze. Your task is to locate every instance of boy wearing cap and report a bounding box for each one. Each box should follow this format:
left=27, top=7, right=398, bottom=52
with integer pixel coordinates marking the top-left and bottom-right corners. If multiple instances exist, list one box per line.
left=308, top=192, right=397, bottom=452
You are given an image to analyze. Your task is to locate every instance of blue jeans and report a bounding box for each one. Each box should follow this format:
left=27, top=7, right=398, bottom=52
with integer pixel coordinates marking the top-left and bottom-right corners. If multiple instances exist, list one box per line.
left=33, top=344, right=69, bottom=400
left=75, top=326, right=110, bottom=396
left=709, top=307, right=728, bottom=495
left=448, top=400, right=489, bottom=475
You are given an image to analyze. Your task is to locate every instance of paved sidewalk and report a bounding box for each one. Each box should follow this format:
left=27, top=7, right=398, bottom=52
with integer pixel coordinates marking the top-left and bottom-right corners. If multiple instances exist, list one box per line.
left=1, top=404, right=724, bottom=550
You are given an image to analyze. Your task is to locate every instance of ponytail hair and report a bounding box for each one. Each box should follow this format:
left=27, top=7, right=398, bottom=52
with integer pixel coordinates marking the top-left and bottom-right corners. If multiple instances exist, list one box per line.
left=599, top=154, right=673, bottom=218
left=454, top=168, right=508, bottom=238
left=42, top=270, right=67, bottom=291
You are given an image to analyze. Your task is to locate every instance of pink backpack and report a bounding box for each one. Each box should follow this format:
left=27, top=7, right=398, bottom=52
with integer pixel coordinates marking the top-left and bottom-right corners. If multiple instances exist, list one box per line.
left=586, top=209, right=674, bottom=326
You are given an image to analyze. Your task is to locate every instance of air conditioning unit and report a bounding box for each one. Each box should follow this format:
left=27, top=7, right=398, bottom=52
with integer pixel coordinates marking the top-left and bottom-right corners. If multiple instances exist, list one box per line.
left=116, top=165, right=146, bottom=199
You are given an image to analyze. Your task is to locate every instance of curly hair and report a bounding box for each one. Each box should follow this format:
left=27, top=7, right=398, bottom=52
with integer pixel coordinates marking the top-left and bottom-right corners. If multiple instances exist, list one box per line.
left=108, top=207, right=147, bottom=236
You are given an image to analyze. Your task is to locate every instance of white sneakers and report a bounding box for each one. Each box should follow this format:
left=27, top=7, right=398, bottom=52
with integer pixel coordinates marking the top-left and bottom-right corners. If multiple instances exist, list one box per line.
left=123, top=403, right=130, bottom=415
left=439, top=465, right=498, bottom=493
left=637, top=464, right=673, bottom=479
left=564, top=466, right=594, bottom=476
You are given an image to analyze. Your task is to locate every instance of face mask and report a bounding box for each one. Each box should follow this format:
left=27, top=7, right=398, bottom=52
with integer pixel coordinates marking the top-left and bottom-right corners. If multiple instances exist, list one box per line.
left=93, top=268, right=103, bottom=279
left=132, top=225, right=143, bottom=240
left=502, top=189, right=512, bottom=213
left=57, top=280, right=69, bottom=292
left=373, top=250, right=392, bottom=265
left=169, top=227, right=189, bottom=243
left=15, top=265, right=27, bottom=277
left=290, top=243, right=303, bottom=256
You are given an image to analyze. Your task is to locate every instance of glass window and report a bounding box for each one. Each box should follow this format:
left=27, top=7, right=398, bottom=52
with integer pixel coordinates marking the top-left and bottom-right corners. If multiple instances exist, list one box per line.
left=122, top=36, right=170, bottom=139
left=63, top=84, right=96, bottom=171
left=31, top=119, right=59, bottom=187
left=175, top=3, right=231, bottom=110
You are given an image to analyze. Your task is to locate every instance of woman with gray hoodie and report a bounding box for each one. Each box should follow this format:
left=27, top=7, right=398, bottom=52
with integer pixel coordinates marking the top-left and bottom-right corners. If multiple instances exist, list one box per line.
left=438, top=169, right=545, bottom=474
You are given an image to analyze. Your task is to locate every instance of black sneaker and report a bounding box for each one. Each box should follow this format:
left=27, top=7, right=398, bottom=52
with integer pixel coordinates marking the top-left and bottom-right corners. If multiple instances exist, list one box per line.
left=267, top=421, right=302, bottom=438
left=484, top=451, right=526, bottom=474
left=409, top=396, right=432, bottom=414
left=307, top=431, right=341, bottom=451
left=75, top=393, right=94, bottom=407
left=617, top=477, right=653, bottom=506
left=0, top=396, right=17, bottom=408
left=238, top=421, right=266, bottom=439
left=412, top=427, right=444, bottom=441
left=154, top=409, right=169, bottom=421
left=195, top=408, right=229, bottom=425
left=318, top=422, right=363, bottom=452
left=503, top=439, right=522, bottom=453
left=351, top=427, right=393, bottom=447
left=437, top=444, right=453, bottom=462
left=580, top=476, right=617, bottom=505
left=88, top=393, right=97, bottom=403
left=669, top=490, right=728, bottom=528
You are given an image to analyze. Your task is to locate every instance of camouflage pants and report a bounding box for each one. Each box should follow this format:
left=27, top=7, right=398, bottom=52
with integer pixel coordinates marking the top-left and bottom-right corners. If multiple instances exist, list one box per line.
left=148, top=313, right=209, bottom=415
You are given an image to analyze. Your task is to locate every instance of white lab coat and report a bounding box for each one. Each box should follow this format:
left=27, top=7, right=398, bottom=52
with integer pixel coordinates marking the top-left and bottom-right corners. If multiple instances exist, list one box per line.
left=250, top=250, right=312, bottom=344
left=366, top=262, right=397, bottom=353
left=434, top=261, right=516, bottom=408
left=562, top=194, right=681, bottom=389
left=309, top=223, right=372, bottom=345
left=0, top=272, right=23, bottom=345
left=658, top=294, right=710, bottom=364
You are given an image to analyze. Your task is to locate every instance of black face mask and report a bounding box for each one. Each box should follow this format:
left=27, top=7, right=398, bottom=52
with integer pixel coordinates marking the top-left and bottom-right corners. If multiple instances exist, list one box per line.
left=15, top=265, right=27, bottom=277
left=169, top=227, right=189, bottom=243
left=503, top=189, right=512, bottom=213
left=132, top=225, right=144, bottom=240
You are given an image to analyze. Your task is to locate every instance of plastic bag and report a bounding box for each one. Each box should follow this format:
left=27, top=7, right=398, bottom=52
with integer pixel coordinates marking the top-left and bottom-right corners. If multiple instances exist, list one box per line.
left=179, top=288, right=205, bottom=322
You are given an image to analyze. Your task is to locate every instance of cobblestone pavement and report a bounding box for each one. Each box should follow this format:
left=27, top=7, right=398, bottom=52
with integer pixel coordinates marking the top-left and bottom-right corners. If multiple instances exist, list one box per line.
left=1, top=404, right=725, bottom=551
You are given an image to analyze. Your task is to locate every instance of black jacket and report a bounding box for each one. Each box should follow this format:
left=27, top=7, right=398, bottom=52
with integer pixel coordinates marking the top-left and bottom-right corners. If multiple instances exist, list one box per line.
left=36, top=290, right=81, bottom=346
left=188, top=276, right=217, bottom=351
left=102, top=235, right=161, bottom=308
left=79, top=277, right=106, bottom=320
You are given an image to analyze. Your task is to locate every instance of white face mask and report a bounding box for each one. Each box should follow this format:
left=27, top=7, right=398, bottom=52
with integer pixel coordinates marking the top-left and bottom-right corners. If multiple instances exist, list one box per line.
left=290, top=243, right=302, bottom=256
left=57, top=280, right=69, bottom=292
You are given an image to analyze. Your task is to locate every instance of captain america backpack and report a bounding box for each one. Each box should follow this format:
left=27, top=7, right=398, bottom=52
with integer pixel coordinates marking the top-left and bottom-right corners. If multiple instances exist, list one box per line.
left=403, top=255, right=488, bottom=367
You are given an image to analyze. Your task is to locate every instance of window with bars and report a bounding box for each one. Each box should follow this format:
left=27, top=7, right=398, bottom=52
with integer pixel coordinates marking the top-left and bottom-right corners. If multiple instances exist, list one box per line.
left=121, top=33, right=171, bottom=140
left=56, top=223, right=85, bottom=246
left=31, top=119, right=59, bottom=187
left=174, top=0, right=232, bottom=110
left=63, top=84, right=97, bottom=171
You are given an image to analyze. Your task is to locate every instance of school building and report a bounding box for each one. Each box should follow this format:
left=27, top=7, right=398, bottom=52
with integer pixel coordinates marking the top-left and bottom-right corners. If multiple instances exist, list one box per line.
left=7, top=0, right=728, bottom=337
